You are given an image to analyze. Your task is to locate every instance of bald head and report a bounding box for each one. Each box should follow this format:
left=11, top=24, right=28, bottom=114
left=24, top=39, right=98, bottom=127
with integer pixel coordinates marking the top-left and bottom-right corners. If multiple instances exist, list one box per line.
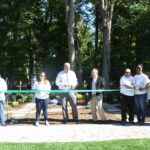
left=124, top=68, right=131, bottom=76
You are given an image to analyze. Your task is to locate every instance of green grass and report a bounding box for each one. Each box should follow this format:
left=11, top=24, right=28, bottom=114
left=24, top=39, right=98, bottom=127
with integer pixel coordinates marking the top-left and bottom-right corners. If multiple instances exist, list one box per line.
left=0, top=139, right=150, bottom=150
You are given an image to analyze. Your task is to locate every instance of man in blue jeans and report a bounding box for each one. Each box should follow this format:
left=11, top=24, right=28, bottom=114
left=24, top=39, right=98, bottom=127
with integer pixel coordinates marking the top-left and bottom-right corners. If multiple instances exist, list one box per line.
left=0, top=75, right=7, bottom=126
left=134, top=64, right=150, bottom=125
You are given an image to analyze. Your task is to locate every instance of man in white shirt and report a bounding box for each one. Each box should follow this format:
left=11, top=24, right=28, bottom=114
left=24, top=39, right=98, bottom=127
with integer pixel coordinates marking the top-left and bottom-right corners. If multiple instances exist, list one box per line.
left=120, top=68, right=134, bottom=125
left=133, top=64, right=150, bottom=125
left=0, top=75, right=7, bottom=126
left=55, top=62, right=78, bottom=123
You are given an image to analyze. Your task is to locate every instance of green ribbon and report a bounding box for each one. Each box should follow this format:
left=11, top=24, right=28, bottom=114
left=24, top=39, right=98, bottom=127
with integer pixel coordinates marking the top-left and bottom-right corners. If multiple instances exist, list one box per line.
left=0, top=89, right=120, bottom=93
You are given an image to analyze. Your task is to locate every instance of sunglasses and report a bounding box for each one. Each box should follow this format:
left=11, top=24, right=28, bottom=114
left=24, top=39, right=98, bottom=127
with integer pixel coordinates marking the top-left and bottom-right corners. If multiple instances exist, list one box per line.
left=40, top=75, right=45, bottom=77
left=136, top=67, right=142, bottom=70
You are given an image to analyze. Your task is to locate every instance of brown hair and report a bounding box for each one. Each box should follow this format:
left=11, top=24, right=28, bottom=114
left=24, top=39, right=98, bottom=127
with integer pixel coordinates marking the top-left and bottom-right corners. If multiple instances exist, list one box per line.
left=37, top=71, right=49, bottom=84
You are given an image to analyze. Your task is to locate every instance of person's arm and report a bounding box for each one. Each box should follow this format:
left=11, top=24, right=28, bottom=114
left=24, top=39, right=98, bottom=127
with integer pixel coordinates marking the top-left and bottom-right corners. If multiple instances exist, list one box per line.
left=3, top=80, right=7, bottom=91
left=45, top=81, right=51, bottom=94
left=101, top=77, right=105, bottom=89
left=0, top=79, right=7, bottom=92
left=32, top=82, right=37, bottom=90
left=120, top=76, right=134, bottom=88
left=55, top=72, right=64, bottom=87
left=96, top=77, right=105, bottom=95
left=139, top=76, right=150, bottom=91
left=141, top=77, right=150, bottom=90
left=124, top=83, right=134, bottom=88
left=70, top=72, right=78, bottom=89
left=145, top=82, right=150, bottom=89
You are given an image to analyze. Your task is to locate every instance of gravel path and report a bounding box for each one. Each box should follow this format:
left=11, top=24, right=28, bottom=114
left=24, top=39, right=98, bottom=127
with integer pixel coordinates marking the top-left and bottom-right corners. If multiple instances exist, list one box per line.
left=1, top=102, right=150, bottom=143
left=0, top=123, right=150, bottom=142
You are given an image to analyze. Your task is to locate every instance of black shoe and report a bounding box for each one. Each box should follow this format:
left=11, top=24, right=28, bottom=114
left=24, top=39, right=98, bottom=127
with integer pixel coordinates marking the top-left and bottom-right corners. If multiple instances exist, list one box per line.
left=73, top=119, right=79, bottom=123
left=129, top=121, right=135, bottom=125
left=1, top=124, right=7, bottom=127
left=138, top=121, right=144, bottom=125
left=121, top=121, right=126, bottom=125
left=62, top=119, right=67, bottom=124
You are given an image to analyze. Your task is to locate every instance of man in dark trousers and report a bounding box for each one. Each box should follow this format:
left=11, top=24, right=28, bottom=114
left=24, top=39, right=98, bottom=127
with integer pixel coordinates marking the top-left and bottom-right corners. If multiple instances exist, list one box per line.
left=120, top=68, right=134, bottom=125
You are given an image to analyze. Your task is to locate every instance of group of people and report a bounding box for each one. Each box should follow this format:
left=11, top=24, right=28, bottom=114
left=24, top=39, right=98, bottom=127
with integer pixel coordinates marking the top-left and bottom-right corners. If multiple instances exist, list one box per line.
left=120, top=64, right=150, bottom=125
left=33, top=63, right=106, bottom=126
left=0, top=62, right=150, bottom=127
left=0, top=62, right=106, bottom=126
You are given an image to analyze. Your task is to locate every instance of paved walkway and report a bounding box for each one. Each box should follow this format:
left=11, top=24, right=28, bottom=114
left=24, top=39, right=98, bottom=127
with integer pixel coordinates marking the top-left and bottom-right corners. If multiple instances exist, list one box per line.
left=1, top=123, right=150, bottom=142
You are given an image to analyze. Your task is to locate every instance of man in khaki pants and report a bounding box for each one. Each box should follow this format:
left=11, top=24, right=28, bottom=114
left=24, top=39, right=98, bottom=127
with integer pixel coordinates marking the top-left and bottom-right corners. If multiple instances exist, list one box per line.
left=87, top=68, right=106, bottom=122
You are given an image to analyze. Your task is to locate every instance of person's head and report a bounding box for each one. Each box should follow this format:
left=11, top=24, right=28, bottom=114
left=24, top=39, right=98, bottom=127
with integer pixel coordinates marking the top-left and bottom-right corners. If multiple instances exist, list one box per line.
left=91, top=68, right=99, bottom=78
left=124, top=68, right=131, bottom=77
left=64, top=62, right=70, bottom=73
left=136, top=64, right=143, bottom=74
left=38, top=72, right=47, bottom=82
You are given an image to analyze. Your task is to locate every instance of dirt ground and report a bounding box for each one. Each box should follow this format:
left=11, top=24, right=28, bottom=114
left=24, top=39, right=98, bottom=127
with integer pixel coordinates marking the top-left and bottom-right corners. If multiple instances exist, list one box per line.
left=6, top=104, right=122, bottom=125
left=6, top=103, right=150, bottom=125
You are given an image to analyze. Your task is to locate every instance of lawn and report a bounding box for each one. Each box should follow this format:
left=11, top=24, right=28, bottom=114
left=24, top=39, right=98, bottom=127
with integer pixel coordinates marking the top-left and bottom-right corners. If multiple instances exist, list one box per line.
left=0, top=138, right=149, bottom=150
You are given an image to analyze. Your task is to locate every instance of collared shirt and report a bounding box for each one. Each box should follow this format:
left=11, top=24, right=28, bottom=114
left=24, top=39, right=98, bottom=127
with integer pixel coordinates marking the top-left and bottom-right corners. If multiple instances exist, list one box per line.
left=133, top=73, right=150, bottom=95
left=55, top=70, right=77, bottom=90
left=33, top=81, right=51, bottom=99
left=0, top=78, right=7, bottom=102
left=120, top=75, right=134, bottom=96
left=92, top=76, right=98, bottom=95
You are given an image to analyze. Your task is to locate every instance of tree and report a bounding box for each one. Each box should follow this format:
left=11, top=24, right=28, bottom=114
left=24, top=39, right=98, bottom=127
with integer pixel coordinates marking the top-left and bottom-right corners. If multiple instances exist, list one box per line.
left=100, top=0, right=116, bottom=87
left=64, top=0, right=75, bottom=70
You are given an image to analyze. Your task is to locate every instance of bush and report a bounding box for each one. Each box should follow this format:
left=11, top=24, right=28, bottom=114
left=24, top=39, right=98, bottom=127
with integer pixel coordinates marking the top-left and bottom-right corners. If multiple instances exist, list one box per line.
left=6, top=93, right=33, bottom=107
left=76, top=93, right=84, bottom=100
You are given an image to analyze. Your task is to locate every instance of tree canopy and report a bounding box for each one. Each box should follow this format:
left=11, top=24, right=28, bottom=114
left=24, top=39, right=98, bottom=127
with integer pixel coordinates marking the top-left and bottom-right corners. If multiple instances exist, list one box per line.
left=0, top=0, right=150, bottom=88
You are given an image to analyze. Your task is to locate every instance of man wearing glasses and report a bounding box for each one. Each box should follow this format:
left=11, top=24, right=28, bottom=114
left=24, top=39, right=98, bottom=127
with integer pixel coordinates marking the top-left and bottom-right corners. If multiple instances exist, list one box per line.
left=134, top=64, right=150, bottom=125
left=120, top=68, right=134, bottom=125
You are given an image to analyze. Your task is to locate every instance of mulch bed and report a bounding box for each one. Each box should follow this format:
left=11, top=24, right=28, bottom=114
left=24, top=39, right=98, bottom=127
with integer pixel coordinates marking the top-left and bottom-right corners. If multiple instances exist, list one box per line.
left=8, top=105, right=121, bottom=125
left=7, top=103, right=150, bottom=125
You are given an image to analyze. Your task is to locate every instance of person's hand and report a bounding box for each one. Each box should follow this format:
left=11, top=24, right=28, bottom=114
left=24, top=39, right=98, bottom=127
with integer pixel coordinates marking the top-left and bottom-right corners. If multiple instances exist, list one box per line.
left=71, top=85, right=76, bottom=89
left=85, top=93, right=89, bottom=96
left=139, top=87, right=144, bottom=91
left=64, top=84, right=71, bottom=87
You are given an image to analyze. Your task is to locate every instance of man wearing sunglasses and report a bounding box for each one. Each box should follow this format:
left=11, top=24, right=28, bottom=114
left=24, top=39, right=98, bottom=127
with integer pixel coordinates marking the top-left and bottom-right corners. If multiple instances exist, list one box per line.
left=120, top=68, right=134, bottom=125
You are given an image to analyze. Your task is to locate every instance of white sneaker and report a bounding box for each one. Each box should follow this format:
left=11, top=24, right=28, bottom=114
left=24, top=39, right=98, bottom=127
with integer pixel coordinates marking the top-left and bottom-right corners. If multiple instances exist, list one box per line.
left=45, top=120, right=49, bottom=126
left=35, top=121, right=39, bottom=127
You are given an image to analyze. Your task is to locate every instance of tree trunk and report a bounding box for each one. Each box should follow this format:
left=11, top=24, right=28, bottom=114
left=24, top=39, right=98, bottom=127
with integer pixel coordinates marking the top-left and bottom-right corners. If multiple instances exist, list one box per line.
left=100, top=0, right=115, bottom=88
left=95, top=2, right=99, bottom=67
left=64, top=0, right=75, bottom=70
left=76, top=35, right=83, bottom=87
